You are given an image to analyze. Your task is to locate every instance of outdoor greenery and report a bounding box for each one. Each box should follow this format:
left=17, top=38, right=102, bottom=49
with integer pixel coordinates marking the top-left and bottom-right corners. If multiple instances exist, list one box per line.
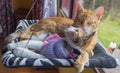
left=98, top=16, right=120, bottom=49
left=83, top=0, right=120, bottom=49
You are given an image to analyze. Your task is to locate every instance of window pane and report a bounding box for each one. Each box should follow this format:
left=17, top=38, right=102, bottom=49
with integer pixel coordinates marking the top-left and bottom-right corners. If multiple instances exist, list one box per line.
left=61, top=0, right=72, bottom=17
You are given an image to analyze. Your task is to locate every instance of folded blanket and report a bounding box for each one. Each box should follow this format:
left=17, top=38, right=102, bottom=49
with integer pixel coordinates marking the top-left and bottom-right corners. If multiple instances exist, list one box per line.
left=7, top=40, right=45, bottom=58
left=7, top=34, right=79, bottom=59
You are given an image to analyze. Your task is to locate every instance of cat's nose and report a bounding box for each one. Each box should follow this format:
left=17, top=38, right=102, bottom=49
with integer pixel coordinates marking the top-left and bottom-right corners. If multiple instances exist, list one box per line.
left=75, top=29, right=79, bottom=32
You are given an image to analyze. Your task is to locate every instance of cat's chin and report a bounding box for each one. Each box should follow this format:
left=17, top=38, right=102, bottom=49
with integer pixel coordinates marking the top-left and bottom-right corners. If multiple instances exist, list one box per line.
left=64, top=26, right=83, bottom=53
left=65, top=36, right=82, bottom=53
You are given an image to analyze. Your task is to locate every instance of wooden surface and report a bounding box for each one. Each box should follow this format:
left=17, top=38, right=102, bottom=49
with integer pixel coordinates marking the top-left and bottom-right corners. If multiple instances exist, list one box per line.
left=59, top=68, right=95, bottom=73
left=12, top=0, right=32, bottom=10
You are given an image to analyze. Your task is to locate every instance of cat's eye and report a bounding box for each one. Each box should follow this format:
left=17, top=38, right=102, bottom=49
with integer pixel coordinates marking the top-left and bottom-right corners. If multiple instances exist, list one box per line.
left=92, top=24, right=95, bottom=27
left=75, top=29, right=79, bottom=32
left=87, top=21, right=93, bottom=26
left=73, top=38, right=79, bottom=43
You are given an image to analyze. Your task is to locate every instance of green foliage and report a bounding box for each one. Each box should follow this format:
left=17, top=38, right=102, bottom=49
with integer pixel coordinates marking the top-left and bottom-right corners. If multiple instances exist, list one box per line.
left=98, top=16, right=120, bottom=49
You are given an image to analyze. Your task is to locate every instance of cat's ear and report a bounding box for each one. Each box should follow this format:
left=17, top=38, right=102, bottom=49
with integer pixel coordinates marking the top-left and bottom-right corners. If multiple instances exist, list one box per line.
left=73, top=1, right=84, bottom=19
left=95, top=6, right=104, bottom=20
left=77, top=2, right=84, bottom=14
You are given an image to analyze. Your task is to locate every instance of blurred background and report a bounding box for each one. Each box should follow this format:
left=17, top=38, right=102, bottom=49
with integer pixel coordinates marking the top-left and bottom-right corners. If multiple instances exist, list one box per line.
left=83, top=0, right=120, bottom=49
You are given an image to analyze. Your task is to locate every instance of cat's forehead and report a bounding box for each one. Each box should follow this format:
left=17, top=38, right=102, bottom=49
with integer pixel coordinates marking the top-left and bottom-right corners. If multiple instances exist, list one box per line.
left=81, top=10, right=98, bottom=21
left=81, top=10, right=96, bottom=17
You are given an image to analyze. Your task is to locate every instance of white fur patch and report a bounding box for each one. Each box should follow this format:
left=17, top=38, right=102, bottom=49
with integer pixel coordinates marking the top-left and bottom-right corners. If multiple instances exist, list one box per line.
left=64, top=26, right=83, bottom=53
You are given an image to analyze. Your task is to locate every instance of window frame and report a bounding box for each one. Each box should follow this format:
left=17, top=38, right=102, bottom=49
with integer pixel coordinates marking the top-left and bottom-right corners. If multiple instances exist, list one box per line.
left=59, top=0, right=74, bottom=18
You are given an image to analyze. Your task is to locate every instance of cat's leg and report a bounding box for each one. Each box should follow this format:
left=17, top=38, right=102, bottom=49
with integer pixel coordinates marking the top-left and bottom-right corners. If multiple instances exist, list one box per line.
left=88, top=50, right=94, bottom=57
left=75, top=51, right=89, bottom=73
left=4, top=30, right=25, bottom=42
left=20, top=31, right=50, bottom=41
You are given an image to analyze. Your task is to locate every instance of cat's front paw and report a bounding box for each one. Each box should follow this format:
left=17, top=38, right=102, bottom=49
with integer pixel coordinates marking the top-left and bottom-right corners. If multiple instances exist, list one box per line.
left=74, top=59, right=84, bottom=73
left=89, top=50, right=94, bottom=57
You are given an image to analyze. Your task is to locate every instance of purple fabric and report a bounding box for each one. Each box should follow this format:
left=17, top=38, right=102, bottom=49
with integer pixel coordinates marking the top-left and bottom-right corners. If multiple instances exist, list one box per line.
left=0, top=0, right=15, bottom=39
left=40, top=34, right=74, bottom=58
left=54, top=39, right=75, bottom=58
left=41, top=39, right=57, bottom=58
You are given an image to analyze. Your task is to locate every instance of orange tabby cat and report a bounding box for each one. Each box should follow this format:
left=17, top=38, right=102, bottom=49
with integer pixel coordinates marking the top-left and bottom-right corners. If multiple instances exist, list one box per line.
left=5, top=6, right=104, bottom=73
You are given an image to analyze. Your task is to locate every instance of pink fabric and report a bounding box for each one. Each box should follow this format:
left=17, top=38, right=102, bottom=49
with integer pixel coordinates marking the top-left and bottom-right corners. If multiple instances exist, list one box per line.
left=69, top=53, right=75, bottom=58
left=45, top=34, right=60, bottom=41
left=43, top=34, right=61, bottom=46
